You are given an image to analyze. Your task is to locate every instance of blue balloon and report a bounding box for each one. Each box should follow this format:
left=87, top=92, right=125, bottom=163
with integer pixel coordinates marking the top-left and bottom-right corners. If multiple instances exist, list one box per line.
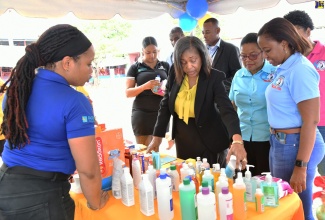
left=179, top=13, right=198, bottom=32
left=186, top=0, right=208, bottom=19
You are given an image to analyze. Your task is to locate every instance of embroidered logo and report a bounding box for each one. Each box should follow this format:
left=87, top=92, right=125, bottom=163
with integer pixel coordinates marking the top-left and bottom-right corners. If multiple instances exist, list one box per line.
left=260, top=71, right=276, bottom=82
left=314, top=60, right=325, bottom=71
left=158, top=66, right=166, bottom=71
left=271, top=75, right=285, bottom=90
left=82, top=116, right=95, bottom=123
left=138, top=67, right=147, bottom=72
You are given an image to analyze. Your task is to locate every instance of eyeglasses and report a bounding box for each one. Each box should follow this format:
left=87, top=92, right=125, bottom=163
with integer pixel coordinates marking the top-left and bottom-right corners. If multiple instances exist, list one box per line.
left=239, top=52, right=262, bottom=61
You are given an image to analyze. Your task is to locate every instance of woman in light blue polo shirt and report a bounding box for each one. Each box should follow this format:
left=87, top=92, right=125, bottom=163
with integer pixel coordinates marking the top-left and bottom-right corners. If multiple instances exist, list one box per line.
left=229, top=33, right=276, bottom=176
left=258, top=18, right=325, bottom=220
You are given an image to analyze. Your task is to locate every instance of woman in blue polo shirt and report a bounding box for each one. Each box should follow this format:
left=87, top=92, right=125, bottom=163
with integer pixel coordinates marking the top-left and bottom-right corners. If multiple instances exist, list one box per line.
left=0, top=24, right=108, bottom=219
left=229, top=33, right=276, bottom=176
left=258, top=18, right=325, bottom=220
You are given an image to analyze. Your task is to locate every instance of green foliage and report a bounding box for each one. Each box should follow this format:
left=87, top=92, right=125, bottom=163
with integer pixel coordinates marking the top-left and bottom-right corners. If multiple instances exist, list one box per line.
left=76, top=16, right=132, bottom=63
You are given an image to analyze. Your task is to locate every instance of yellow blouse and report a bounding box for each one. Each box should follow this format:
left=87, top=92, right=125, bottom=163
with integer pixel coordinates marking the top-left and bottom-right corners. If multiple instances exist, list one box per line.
left=174, top=75, right=198, bottom=124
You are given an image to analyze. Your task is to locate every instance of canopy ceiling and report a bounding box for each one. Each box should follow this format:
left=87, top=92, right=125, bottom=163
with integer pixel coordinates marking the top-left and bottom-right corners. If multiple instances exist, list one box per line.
left=0, top=0, right=314, bottom=20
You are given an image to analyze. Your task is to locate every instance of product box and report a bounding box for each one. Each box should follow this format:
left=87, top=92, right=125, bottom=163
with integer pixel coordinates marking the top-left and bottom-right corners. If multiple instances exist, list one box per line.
left=95, top=128, right=125, bottom=190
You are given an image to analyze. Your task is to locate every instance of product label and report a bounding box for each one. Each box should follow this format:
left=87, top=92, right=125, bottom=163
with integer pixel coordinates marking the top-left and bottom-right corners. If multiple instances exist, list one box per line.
left=246, top=182, right=253, bottom=201
left=95, top=137, right=106, bottom=176
left=264, top=187, right=276, bottom=205
left=169, top=185, right=174, bottom=211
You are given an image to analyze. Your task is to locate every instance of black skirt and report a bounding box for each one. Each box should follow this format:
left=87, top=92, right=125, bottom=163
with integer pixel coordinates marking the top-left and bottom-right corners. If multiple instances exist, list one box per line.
left=174, top=116, right=228, bottom=167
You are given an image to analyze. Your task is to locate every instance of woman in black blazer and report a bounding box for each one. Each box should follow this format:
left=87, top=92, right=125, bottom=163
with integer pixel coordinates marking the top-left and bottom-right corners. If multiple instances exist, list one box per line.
left=147, top=36, right=246, bottom=168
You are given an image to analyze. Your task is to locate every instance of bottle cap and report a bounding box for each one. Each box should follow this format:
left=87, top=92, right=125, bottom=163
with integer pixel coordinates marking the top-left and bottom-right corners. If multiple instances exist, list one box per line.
left=215, top=163, right=220, bottom=171
left=170, top=165, right=176, bottom=170
left=197, top=156, right=201, bottom=161
left=235, top=172, right=244, bottom=184
left=203, top=158, right=208, bottom=163
left=202, top=181, right=208, bottom=187
left=221, top=187, right=229, bottom=194
left=256, top=188, right=263, bottom=194
left=183, top=178, right=190, bottom=185
left=182, top=163, right=189, bottom=169
left=202, top=187, right=210, bottom=195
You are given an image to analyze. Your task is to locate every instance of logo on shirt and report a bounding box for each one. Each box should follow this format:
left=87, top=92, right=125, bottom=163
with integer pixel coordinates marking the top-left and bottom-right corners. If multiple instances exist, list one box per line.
left=271, top=75, right=285, bottom=90
left=82, top=116, right=95, bottom=123
left=138, top=67, right=147, bottom=72
left=158, top=66, right=166, bottom=71
left=314, top=60, right=325, bottom=71
left=260, top=71, right=276, bottom=82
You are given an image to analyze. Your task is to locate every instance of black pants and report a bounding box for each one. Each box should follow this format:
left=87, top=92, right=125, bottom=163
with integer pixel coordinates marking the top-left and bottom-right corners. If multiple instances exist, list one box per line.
left=242, top=140, right=271, bottom=176
left=0, top=165, right=74, bottom=220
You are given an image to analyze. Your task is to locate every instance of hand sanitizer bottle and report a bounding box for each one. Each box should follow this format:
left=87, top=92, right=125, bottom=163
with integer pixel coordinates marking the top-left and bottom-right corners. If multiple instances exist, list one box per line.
left=152, top=75, right=161, bottom=92
left=261, top=172, right=279, bottom=207
left=244, top=164, right=257, bottom=202
left=226, top=155, right=236, bottom=179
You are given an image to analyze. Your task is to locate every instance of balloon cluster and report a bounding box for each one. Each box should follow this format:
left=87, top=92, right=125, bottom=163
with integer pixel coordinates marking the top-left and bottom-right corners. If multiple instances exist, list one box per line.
left=179, top=0, right=211, bottom=32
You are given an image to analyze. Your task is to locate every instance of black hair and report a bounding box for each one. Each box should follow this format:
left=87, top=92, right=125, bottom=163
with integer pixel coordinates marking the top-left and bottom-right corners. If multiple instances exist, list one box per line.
left=203, top=17, right=219, bottom=27
left=170, top=27, right=184, bottom=35
left=142, top=36, right=158, bottom=48
left=257, top=17, right=311, bottom=56
left=0, top=24, right=91, bottom=149
left=241, top=33, right=258, bottom=46
left=284, top=10, right=314, bottom=31
left=173, top=36, right=211, bottom=85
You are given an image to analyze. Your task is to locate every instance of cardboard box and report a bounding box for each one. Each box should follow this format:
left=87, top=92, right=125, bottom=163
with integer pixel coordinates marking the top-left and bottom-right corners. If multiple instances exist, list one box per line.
left=95, top=128, right=125, bottom=190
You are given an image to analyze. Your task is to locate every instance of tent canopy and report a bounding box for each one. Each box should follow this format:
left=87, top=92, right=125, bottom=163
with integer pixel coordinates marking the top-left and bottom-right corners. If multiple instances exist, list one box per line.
left=0, top=0, right=313, bottom=20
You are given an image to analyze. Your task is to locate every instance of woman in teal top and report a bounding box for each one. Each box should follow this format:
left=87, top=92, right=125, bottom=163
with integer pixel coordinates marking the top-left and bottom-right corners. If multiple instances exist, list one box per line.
left=229, top=33, right=276, bottom=176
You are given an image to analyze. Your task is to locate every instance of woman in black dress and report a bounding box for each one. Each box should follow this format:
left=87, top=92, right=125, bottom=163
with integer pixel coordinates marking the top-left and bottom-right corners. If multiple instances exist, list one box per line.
left=126, top=36, right=169, bottom=146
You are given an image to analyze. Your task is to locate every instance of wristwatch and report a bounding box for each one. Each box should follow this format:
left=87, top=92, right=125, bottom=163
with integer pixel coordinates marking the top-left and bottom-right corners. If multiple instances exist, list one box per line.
left=295, top=160, right=308, bottom=167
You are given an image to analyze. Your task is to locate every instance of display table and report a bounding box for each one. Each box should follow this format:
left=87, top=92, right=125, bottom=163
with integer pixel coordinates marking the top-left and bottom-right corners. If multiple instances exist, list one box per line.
left=71, top=188, right=304, bottom=220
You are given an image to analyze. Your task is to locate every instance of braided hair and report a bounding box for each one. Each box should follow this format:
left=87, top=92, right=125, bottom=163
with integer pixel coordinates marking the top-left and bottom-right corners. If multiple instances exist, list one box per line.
left=0, top=24, right=90, bottom=149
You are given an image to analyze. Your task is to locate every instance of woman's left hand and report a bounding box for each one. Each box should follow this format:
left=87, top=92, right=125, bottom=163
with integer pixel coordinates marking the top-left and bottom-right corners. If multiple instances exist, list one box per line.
left=290, top=166, right=307, bottom=193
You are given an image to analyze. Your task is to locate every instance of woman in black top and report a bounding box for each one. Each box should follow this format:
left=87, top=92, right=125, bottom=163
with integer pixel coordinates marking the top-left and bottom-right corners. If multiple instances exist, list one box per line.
left=126, top=36, right=169, bottom=146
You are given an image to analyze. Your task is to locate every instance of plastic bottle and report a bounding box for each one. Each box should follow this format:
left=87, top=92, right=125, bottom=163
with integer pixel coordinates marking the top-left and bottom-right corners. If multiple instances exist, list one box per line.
left=180, top=163, right=190, bottom=182
left=233, top=172, right=246, bottom=220
left=212, top=163, right=221, bottom=187
left=196, top=157, right=202, bottom=175
left=226, top=155, right=237, bottom=179
left=198, top=165, right=206, bottom=185
left=188, top=162, right=196, bottom=175
left=124, top=148, right=132, bottom=175
left=260, top=172, right=279, bottom=207
left=120, top=167, right=135, bottom=206
left=132, top=156, right=141, bottom=189
left=215, top=172, right=229, bottom=218
left=152, top=75, right=161, bottom=92
left=146, top=165, right=157, bottom=199
left=188, top=169, right=200, bottom=193
left=219, top=187, right=234, bottom=220
left=244, top=164, right=257, bottom=202
left=197, top=187, right=216, bottom=220
left=179, top=178, right=197, bottom=220
left=202, top=169, right=215, bottom=192
left=156, top=168, right=174, bottom=220
left=169, top=164, right=180, bottom=191
left=139, top=173, right=155, bottom=216
left=255, top=188, right=265, bottom=213
left=202, top=158, right=210, bottom=169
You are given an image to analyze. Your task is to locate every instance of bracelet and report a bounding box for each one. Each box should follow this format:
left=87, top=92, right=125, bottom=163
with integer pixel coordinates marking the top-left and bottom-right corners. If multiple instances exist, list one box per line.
left=232, top=140, right=244, bottom=145
left=87, top=202, right=100, bottom=211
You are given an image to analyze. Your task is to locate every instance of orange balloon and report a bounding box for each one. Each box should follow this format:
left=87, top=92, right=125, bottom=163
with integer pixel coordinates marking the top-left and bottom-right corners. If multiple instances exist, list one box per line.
left=198, top=13, right=212, bottom=28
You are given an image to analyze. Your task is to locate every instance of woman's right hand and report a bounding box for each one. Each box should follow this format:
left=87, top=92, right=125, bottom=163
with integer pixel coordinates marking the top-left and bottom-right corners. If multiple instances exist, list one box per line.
left=142, top=80, right=160, bottom=91
left=88, top=190, right=109, bottom=210
left=146, top=136, right=162, bottom=153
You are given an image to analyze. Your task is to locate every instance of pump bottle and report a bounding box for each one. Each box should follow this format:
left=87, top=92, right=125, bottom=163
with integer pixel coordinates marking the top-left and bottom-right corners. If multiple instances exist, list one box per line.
left=260, top=172, right=279, bottom=207
left=244, top=164, right=257, bottom=202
